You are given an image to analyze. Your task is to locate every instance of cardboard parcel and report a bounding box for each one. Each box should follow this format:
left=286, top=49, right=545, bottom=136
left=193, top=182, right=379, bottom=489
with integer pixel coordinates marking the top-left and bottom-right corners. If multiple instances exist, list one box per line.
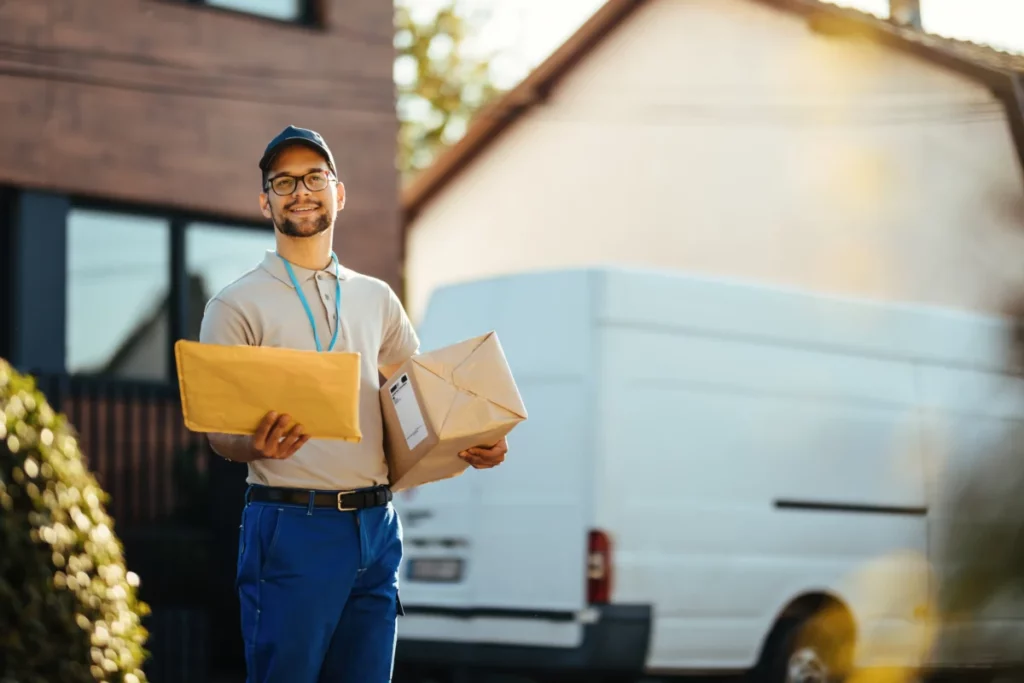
left=380, top=331, right=527, bottom=491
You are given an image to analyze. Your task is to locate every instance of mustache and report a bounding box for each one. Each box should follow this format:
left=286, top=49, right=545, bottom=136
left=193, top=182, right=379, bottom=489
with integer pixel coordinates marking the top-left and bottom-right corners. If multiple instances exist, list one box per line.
left=285, top=199, right=322, bottom=210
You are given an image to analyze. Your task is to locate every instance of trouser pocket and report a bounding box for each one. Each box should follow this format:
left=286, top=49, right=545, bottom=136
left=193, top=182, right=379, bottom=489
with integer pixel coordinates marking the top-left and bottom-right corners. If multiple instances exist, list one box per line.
left=237, top=504, right=285, bottom=587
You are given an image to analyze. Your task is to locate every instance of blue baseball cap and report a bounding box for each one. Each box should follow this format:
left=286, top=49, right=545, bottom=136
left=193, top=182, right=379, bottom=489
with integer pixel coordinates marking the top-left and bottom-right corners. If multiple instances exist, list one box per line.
left=259, top=125, right=337, bottom=179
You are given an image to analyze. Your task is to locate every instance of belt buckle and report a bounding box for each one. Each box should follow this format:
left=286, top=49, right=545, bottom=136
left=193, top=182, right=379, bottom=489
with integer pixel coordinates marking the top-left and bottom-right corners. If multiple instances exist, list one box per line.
left=336, top=490, right=358, bottom=512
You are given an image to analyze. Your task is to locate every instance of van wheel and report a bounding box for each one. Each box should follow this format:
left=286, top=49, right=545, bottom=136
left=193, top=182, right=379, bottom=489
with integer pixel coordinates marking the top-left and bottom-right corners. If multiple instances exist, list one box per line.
left=760, top=607, right=855, bottom=683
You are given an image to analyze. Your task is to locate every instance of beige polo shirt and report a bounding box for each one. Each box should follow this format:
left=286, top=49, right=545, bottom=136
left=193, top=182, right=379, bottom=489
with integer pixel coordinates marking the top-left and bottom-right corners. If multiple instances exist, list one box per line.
left=198, top=249, right=420, bottom=491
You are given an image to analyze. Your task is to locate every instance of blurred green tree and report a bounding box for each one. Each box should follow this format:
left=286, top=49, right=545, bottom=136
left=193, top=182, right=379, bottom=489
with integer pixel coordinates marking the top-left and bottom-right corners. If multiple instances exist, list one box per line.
left=394, top=0, right=503, bottom=178
left=0, top=359, right=150, bottom=682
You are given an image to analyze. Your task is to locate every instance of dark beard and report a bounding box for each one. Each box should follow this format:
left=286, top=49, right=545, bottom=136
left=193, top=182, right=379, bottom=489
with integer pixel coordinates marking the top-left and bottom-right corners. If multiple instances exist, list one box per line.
left=274, top=210, right=331, bottom=238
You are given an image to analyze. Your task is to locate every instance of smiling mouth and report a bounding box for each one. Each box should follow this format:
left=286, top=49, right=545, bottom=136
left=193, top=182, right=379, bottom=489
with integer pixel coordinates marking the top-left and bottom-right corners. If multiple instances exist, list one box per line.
left=288, top=205, right=320, bottom=214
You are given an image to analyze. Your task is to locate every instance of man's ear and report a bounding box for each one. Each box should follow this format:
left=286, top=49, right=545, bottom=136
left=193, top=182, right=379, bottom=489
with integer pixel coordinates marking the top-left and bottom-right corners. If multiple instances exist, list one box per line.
left=259, top=192, right=272, bottom=219
left=336, top=181, right=346, bottom=211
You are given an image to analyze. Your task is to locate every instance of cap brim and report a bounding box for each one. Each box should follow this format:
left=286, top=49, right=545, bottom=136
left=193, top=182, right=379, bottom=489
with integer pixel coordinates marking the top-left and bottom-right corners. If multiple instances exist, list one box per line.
left=259, top=137, right=333, bottom=173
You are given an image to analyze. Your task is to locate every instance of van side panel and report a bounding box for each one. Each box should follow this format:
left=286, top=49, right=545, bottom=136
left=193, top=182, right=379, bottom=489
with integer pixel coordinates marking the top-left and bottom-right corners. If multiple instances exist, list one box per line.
left=596, top=324, right=930, bottom=671
left=596, top=267, right=1010, bottom=371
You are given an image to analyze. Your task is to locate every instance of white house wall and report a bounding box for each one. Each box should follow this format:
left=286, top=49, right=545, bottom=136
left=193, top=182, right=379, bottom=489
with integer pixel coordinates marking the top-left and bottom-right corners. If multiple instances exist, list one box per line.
left=404, top=0, right=1024, bottom=322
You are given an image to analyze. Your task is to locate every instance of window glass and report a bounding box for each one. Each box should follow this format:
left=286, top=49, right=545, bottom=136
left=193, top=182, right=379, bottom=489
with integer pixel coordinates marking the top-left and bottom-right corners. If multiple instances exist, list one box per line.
left=186, top=222, right=274, bottom=340
left=206, top=0, right=302, bottom=21
left=66, top=209, right=171, bottom=380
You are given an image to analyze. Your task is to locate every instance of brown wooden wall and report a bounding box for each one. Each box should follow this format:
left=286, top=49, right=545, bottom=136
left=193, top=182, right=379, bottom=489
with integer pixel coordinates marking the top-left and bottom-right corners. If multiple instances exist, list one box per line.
left=0, top=0, right=403, bottom=289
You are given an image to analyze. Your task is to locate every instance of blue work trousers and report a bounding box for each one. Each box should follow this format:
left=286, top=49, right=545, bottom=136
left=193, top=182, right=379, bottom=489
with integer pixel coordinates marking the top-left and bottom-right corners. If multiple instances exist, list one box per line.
left=236, top=486, right=404, bottom=683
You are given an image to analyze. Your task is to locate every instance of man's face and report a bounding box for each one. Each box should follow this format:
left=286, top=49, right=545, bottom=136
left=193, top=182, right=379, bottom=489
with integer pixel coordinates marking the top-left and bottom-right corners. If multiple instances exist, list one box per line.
left=259, top=144, right=345, bottom=238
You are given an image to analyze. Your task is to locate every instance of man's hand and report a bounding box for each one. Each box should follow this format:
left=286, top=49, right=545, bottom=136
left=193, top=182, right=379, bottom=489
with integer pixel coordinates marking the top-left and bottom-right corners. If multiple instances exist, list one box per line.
left=208, top=411, right=309, bottom=463
left=459, top=436, right=508, bottom=470
left=251, top=411, right=309, bottom=460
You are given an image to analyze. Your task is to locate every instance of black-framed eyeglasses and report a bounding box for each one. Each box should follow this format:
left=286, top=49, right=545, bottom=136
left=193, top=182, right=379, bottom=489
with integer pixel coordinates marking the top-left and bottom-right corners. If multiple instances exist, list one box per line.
left=265, top=170, right=334, bottom=196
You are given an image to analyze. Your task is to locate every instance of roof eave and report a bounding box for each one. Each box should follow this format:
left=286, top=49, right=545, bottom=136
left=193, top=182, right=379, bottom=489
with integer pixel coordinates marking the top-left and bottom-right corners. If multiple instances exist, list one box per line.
left=401, top=0, right=649, bottom=224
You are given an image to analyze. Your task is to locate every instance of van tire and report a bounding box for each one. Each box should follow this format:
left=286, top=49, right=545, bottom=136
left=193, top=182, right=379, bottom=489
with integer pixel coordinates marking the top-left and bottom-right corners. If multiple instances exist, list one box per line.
left=758, top=604, right=855, bottom=683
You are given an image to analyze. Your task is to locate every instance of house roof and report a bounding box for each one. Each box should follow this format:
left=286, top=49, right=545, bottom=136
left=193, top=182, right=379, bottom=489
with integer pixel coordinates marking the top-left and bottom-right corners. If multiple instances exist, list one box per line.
left=401, top=0, right=1024, bottom=224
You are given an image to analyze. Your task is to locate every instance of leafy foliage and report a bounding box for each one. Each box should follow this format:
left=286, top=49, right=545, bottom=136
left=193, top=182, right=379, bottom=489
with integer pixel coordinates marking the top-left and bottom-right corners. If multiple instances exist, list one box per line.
left=0, top=359, right=150, bottom=682
left=927, top=293, right=1024, bottom=663
left=395, top=0, right=502, bottom=178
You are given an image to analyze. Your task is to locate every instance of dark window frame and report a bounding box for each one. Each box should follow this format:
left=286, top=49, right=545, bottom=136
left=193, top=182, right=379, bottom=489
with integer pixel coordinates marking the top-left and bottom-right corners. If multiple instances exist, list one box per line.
left=171, top=0, right=324, bottom=29
left=0, top=188, right=14, bottom=362
left=67, top=195, right=273, bottom=383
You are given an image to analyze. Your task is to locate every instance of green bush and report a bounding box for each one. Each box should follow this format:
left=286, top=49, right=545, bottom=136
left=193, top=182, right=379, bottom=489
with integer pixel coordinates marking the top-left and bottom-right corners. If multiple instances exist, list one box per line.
left=0, top=359, right=150, bottom=683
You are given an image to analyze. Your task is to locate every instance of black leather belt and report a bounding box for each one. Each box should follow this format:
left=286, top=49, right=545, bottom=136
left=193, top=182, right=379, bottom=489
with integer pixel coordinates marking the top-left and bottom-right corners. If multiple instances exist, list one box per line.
left=248, top=485, right=392, bottom=511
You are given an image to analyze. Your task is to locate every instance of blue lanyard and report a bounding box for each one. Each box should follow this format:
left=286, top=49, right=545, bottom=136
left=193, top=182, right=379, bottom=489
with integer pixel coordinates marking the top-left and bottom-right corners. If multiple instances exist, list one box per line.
left=278, top=252, right=342, bottom=352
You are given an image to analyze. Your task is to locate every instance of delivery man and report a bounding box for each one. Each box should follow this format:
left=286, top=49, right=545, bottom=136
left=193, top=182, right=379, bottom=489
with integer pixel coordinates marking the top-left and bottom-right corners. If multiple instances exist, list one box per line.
left=198, top=125, right=508, bottom=683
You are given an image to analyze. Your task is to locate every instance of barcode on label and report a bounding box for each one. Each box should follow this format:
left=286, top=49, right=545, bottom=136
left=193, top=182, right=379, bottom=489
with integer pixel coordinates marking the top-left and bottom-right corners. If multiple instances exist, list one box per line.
left=390, top=373, right=427, bottom=449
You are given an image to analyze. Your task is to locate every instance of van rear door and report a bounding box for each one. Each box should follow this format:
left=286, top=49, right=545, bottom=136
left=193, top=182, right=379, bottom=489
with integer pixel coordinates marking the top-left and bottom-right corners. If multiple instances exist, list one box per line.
left=394, top=271, right=598, bottom=649
left=394, top=474, right=478, bottom=609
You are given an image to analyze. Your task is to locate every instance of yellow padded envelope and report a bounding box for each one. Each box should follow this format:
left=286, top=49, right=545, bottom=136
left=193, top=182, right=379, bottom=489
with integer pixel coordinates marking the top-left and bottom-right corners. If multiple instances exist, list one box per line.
left=174, top=340, right=362, bottom=442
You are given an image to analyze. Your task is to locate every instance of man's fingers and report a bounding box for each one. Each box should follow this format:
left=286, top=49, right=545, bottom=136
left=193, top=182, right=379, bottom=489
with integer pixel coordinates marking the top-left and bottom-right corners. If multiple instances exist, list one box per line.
left=254, top=414, right=292, bottom=458
left=271, top=424, right=307, bottom=459
left=267, top=414, right=294, bottom=445
left=252, top=411, right=278, bottom=450
left=458, top=438, right=508, bottom=469
left=287, top=434, right=311, bottom=457
left=248, top=412, right=311, bottom=460
left=461, top=453, right=499, bottom=469
left=465, top=448, right=505, bottom=461
left=464, top=439, right=508, bottom=458
left=280, top=429, right=308, bottom=457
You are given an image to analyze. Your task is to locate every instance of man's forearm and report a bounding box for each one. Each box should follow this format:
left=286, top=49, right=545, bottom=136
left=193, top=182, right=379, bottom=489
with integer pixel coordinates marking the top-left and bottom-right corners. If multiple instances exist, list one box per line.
left=380, top=354, right=418, bottom=381
left=379, top=362, right=403, bottom=381
left=208, top=433, right=263, bottom=463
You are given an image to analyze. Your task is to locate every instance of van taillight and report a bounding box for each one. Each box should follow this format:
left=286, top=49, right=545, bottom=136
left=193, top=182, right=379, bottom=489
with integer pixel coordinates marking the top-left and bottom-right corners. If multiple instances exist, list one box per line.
left=587, top=529, right=612, bottom=604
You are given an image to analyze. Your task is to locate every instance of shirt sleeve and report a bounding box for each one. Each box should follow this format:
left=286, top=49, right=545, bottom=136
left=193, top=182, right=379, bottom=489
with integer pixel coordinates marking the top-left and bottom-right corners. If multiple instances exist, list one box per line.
left=379, top=284, right=420, bottom=367
left=199, top=298, right=256, bottom=346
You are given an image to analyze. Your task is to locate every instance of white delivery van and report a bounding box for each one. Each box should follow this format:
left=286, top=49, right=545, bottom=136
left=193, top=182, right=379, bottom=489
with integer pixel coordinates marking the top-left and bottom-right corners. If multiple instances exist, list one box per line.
left=392, top=266, right=1024, bottom=683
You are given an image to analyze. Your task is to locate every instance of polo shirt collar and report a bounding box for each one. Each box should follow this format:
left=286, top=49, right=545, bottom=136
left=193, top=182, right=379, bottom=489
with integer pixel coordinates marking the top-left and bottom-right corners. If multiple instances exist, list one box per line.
left=259, top=250, right=349, bottom=289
